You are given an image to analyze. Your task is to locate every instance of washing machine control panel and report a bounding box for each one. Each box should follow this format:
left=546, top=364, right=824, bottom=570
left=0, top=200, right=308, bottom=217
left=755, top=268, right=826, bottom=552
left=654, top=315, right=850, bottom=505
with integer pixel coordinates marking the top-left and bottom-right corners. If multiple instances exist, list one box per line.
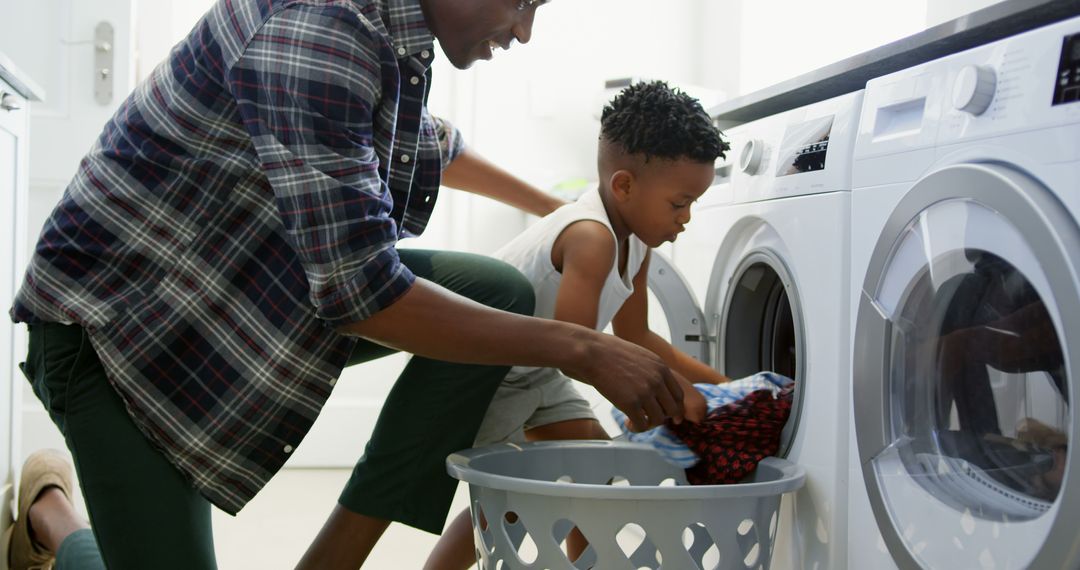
left=723, top=90, right=861, bottom=205
left=1053, top=31, right=1080, bottom=106
left=858, top=16, right=1080, bottom=168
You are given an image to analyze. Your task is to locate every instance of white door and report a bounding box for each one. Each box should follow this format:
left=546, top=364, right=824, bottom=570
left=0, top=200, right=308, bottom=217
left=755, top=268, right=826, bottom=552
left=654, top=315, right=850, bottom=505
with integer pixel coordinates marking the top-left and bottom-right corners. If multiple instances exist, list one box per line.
left=0, top=73, right=34, bottom=565
left=0, top=0, right=136, bottom=462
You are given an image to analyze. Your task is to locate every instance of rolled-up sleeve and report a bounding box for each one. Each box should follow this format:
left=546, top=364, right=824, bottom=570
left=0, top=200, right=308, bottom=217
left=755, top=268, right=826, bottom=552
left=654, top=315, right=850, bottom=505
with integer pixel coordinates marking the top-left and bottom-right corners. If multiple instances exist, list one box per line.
left=430, top=112, right=465, bottom=171
left=227, top=5, right=414, bottom=325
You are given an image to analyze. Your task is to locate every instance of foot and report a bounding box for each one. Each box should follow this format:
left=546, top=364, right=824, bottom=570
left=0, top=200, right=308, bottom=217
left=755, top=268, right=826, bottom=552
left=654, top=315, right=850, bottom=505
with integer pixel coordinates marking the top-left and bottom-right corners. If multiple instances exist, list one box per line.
left=5, top=449, right=78, bottom=570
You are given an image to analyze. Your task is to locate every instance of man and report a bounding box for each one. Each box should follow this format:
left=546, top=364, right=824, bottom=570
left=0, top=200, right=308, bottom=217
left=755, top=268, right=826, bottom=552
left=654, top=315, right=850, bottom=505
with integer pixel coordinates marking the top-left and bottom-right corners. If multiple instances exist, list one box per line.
left=5, top=0, right=684, bottom=568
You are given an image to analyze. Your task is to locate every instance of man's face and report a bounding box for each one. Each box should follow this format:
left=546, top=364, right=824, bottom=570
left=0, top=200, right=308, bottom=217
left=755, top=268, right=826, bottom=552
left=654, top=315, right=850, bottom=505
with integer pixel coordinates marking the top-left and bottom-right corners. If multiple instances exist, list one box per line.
left=421, top=0, right=546, bottom=69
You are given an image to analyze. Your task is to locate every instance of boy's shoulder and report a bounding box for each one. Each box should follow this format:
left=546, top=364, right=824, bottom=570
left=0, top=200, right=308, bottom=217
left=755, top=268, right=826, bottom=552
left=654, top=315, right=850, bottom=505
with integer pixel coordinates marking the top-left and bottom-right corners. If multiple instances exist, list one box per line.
left=551, top=218, right=617, bottom=273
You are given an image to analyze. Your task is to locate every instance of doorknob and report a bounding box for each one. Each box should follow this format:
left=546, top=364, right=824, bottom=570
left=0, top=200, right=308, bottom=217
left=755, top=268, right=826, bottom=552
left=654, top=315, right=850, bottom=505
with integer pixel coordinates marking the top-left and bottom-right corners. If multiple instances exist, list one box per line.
left=0, top=92, right=22, bottom=111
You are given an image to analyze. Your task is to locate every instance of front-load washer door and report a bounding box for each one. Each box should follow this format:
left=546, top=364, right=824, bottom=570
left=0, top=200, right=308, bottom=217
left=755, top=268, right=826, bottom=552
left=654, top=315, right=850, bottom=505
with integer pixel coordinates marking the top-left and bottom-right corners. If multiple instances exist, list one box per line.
left=707, top=236, right=807, bottom=459
left=647, top=251, right=710, bottom=363
left=854, top=163, right=1080, bottom=569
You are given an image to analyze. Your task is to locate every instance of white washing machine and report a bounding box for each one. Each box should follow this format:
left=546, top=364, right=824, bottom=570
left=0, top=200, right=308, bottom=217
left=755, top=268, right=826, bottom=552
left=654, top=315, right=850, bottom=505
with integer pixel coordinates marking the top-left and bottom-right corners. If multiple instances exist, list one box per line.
left=849, top=16, right=1080, bottom=569
left=659, top=90, right=862, bottom=570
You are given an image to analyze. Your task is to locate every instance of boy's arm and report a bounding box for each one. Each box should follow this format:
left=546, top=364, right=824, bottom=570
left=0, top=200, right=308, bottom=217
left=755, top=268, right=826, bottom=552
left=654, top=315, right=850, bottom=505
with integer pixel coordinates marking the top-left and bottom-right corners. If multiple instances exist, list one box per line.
left=550, top=221, right=616, bottom=329
left=612, top=251, right=731, bottom=385
left=551, top=222, right=689, bottom=424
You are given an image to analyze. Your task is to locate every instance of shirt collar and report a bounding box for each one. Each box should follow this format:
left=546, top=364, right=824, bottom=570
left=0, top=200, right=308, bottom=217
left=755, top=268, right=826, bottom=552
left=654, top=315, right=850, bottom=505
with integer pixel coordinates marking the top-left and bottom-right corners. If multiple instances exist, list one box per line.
left=375, top=0, right=436, bottom=60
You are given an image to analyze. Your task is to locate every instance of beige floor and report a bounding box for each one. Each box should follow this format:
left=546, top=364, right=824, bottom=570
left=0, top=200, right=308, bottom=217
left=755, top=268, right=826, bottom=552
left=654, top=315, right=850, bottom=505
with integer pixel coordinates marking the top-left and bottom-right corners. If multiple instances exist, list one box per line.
left=211, top=469, right=474, bottom=569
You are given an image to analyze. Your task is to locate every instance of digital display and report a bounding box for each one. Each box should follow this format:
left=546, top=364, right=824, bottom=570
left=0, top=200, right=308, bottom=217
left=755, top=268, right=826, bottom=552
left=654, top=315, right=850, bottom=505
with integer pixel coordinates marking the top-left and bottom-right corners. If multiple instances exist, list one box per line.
left=1052, top=33, right=1080, bottom=106
left=775, top=115, right=834, bottom=177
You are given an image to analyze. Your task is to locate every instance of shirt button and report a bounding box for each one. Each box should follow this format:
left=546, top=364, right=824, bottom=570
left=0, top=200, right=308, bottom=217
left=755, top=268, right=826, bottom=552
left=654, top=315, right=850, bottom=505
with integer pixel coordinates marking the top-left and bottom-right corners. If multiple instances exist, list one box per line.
left=397, top=47, right=407, bottom=56
left=421, top=49, right=431, bottom=59
left=283, top=445, right=294, bottom=453
left=424, top=194, right=432, bottom=203
left=410, top=76, right=420, bottom=85
left=329, top=378, right=338, bottom=387
left=400, top=154, right=411, bottom=163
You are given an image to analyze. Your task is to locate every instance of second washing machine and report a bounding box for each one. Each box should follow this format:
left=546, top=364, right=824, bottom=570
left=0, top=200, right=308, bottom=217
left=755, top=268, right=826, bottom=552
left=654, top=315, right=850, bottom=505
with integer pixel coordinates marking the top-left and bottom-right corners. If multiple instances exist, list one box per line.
left=849, top=15, right=1080, bottom=569
left=667, top=90, right=863, bottom=570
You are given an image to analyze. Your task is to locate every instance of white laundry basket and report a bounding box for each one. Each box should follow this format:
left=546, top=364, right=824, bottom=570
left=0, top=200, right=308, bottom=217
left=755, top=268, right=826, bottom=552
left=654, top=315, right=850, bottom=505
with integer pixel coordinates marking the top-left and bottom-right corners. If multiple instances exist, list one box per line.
left=446, top=440, right=805, bottom=570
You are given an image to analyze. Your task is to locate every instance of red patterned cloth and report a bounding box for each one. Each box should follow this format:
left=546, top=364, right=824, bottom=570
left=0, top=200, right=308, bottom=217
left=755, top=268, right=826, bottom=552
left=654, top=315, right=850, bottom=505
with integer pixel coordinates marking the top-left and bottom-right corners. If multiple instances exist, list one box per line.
left=668, top=385, right=794, bottom=485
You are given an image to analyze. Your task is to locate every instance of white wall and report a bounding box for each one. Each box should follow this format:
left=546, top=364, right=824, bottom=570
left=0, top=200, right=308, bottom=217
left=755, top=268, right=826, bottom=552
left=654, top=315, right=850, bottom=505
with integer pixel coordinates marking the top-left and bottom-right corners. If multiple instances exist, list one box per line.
left=133, top=0, right=218, bottom=81
left=926, top=0, right=1008, bottom=28
left=395, top=1, right=726, bottom=257
left=737, top=0, right=928, bottom=96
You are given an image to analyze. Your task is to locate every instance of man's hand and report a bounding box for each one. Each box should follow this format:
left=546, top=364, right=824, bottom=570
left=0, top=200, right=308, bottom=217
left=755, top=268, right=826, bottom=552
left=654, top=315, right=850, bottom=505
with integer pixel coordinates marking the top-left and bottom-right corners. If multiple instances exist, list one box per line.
left=560, top=330, right=684, bottom=432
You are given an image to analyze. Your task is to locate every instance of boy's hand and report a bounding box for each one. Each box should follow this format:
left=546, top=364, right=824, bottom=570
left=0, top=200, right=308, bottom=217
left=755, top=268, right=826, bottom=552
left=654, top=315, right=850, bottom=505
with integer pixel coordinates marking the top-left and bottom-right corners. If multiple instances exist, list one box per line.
left=683, top=386, right=708, bottom=424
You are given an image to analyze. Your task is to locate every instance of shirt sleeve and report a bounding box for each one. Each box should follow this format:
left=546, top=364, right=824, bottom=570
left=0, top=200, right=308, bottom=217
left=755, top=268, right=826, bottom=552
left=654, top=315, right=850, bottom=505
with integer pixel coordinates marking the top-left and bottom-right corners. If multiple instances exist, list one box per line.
left=227, top=5, right=414, bottom=325
left=429, top=112, right=465, bottom=171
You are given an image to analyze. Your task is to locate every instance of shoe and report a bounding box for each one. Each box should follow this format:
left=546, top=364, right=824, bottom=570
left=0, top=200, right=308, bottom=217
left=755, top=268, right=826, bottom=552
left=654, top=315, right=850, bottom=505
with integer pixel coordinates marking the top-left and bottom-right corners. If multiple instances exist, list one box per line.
left=6, top=449, right=76, bottom=570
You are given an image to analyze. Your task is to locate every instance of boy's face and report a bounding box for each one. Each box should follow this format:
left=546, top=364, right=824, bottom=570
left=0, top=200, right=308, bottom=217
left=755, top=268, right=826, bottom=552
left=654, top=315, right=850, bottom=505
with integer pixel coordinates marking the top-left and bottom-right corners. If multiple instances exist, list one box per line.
left=421, top=0, right=545, bottom=69
left=618, top=159, right=715, bottom=248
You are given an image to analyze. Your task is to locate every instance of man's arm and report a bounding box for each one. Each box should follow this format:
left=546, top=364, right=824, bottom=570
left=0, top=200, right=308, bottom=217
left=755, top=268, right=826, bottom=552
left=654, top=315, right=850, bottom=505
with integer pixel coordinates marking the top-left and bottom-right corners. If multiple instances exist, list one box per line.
left=440, top=145, right=565, bottom=217
left=339, top=279, right=682, bottom=431
left=229, top=6, right=422, bottom=326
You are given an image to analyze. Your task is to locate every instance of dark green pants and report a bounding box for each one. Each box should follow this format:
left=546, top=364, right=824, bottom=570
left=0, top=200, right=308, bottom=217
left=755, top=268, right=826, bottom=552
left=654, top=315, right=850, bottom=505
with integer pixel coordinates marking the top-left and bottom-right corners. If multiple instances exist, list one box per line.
left=23, top=249, right=533, bottom=569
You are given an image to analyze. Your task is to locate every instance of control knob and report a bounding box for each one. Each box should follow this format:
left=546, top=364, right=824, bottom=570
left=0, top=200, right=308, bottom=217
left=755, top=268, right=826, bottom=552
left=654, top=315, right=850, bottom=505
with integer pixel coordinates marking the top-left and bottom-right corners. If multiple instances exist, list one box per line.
left=952, top=65, right=997, bottom=116
left=738, top=139, right=764, bottom=175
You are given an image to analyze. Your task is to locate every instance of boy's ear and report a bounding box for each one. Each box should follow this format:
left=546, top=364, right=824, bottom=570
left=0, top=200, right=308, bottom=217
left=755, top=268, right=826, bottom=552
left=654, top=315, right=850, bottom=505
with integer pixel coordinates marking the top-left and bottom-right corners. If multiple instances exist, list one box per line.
left=609, top=169, right=635, bottom=202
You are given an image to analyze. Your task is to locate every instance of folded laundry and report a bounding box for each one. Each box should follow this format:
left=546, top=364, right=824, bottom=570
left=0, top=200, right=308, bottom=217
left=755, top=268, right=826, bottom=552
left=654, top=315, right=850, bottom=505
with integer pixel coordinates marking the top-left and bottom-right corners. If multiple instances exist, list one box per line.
left=612, top=372, right=793, bottom=475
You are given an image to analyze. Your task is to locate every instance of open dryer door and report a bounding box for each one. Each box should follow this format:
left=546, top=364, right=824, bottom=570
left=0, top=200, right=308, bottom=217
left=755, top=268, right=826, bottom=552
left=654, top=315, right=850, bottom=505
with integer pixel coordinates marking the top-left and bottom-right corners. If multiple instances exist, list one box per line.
left=854, top=164, right=1080, bottom=569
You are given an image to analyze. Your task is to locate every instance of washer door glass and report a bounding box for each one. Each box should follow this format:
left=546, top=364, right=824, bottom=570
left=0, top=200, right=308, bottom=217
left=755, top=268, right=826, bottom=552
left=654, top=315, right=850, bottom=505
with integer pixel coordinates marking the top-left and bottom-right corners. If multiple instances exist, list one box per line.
left=868, top=198, right=1068, bottom=564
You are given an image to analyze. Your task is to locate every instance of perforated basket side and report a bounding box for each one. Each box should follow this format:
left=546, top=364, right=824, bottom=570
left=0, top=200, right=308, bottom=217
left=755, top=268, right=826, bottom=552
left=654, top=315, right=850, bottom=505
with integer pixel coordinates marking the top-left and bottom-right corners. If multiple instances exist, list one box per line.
left=447, top=441, right=805, bottom=570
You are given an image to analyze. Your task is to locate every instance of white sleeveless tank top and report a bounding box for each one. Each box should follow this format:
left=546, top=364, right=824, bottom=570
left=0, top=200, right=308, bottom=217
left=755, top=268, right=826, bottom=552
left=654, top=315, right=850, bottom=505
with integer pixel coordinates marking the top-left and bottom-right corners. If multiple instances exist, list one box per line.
left=493, top=187, right=648, bottom=377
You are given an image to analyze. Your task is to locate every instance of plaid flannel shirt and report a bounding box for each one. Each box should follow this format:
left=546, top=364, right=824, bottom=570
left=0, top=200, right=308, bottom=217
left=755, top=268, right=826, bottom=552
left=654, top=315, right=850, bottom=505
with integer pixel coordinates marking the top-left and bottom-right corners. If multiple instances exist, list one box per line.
left=10, top=0, right=462, bottom=514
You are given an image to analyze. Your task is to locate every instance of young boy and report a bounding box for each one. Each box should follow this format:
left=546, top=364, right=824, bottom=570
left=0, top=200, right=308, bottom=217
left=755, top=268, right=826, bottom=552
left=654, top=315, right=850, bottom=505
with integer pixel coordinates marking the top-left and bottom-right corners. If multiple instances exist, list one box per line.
left=424, top=80, right=730, bottom=568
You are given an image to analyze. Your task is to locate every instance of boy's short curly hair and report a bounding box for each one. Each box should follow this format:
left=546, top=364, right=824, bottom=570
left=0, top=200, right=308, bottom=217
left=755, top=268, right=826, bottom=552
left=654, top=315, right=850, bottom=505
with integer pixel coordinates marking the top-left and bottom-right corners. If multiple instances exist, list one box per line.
left=600, top=80, right=729, bottom=163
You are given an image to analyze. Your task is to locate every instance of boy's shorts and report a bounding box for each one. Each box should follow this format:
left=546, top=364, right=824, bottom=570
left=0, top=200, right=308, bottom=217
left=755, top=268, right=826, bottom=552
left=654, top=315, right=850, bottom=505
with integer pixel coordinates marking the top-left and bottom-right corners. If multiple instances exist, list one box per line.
left=474, top=367, right=598, bottom=446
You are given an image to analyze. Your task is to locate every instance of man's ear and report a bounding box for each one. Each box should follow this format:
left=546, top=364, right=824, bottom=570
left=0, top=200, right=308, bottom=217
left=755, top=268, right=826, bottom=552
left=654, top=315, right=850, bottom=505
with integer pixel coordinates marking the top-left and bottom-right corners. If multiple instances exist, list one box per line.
left=609, top=169, right=635, bottom=202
